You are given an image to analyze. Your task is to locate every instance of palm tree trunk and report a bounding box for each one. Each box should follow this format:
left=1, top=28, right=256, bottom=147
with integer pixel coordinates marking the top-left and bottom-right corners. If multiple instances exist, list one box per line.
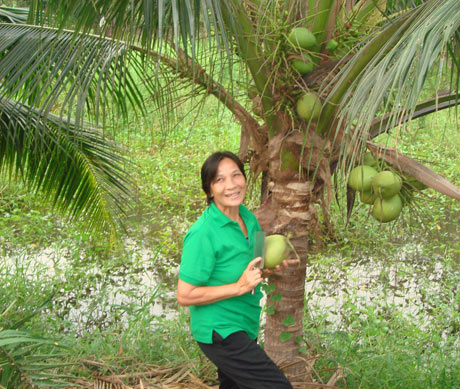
left=256, top=174, right=318, bottom=380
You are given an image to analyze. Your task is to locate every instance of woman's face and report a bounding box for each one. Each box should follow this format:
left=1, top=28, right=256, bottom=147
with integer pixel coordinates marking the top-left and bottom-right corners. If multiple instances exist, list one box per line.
left=210, top=158, right=246, bottom=213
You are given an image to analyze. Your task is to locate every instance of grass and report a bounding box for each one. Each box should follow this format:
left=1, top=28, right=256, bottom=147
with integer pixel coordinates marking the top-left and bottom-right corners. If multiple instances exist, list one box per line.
left=1, top=99, right=460, bottom=387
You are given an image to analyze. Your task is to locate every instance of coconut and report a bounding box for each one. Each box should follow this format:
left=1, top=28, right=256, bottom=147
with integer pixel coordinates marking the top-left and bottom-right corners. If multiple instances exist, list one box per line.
left=296, top=92, right=322, bottom=121
left=372, top=171, right=402, bottom=198
left=292, top=55, right=315, bottom=75
left=359, top=190, right=376, bottom=205
left=372, top=194, right=403, bottom=223
left=264, top=234, right=288, bottom=269
left=362, top=152, right=378, bottom=168
left=325, top=39, right=338, bottom=51
left=347, top=165, right=378, bottom=192
left=288, top=27, right=317, bottom=49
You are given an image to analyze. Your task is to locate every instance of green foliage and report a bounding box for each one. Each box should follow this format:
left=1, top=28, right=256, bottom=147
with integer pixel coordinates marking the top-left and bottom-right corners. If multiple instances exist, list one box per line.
left=280, top=332, right=293, bottom=343
left=305, top=290, right=460, bottom=387
left=266, top=305, right=276, bottom=315
left=1, top=72, right=459, bottom=388
left=0, top=286, right=71, bottom=388
left=282, top=315, right=295, bottom=327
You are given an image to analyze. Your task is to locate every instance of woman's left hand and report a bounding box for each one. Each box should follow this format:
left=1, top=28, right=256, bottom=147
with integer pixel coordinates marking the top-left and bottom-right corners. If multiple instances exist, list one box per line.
left=261, top=258, right=299, bottom=277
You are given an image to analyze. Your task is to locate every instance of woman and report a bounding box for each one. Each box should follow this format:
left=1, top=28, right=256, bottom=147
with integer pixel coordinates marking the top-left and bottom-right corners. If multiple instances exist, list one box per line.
left=177, top=151, right=296, bottom=389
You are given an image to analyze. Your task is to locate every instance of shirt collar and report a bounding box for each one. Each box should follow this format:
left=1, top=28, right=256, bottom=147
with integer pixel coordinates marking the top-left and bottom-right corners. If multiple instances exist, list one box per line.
left=209, top=202, right=250, bottom=227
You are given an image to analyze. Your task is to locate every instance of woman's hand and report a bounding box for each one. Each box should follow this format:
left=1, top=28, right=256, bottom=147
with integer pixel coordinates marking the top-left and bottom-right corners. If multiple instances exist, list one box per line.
left=261, top=258, right=299, bottom=278
left=236, top=257, right=263, bottom=294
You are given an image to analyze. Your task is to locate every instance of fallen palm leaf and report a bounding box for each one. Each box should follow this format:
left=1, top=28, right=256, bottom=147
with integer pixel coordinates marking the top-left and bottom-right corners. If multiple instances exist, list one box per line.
left=71, top=350, right=344, bottom=388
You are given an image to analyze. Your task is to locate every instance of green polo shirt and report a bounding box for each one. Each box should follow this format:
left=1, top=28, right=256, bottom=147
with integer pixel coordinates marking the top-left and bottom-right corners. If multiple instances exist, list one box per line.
left=179, top=202, right=263, bottom=344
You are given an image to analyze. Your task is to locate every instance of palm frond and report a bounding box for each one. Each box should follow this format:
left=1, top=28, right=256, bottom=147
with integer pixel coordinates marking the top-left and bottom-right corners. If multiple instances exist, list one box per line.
left=335, top=0, right=460, bottom=155
left=0, top=21, right=150, bottom=232
left=0, top=97, right=134, bottom=233
left=0, top=297, right=73, bottom=388
left=0, top=6, right=28, bottom=24
left=33, top=0, right=234, bottom=62
left=369, top=91, right=460, bottom=138
left=0, top=23, right=148, bottom=128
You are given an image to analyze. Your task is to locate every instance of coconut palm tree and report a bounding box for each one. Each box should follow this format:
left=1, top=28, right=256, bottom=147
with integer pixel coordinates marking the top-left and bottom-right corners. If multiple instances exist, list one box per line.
left=2, top=0, right=460, bottom=383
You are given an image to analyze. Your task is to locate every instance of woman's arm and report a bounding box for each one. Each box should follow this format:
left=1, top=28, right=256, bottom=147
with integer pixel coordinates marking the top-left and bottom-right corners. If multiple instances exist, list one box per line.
left=177, top=257, right=263, bottom=307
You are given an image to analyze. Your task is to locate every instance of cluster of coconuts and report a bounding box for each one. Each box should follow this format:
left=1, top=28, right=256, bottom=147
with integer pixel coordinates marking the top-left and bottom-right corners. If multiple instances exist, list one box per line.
left=287, top=27, right=317, bottom=75
left=287, top=27, right=338, bottom=75
left=287, top=27, right=337, bottom=124
left=347, top=153, right=425, bottom=223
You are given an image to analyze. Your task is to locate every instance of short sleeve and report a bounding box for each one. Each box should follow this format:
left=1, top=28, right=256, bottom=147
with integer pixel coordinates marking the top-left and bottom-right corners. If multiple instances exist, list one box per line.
left=179, top=227, right=216, bottom=286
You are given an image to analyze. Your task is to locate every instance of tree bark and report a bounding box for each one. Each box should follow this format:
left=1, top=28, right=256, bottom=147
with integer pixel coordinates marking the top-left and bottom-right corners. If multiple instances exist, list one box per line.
left=257, top=178, right=317, bottom=379
left=255, top=134, right=320, bottom=379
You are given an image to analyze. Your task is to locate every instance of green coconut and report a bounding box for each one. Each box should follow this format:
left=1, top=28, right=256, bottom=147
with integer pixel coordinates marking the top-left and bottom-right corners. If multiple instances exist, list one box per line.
left=292, top=55, right=315, bottom=75
left=362, top=152, right=378, bottom=168
left=264, top=234, right=289, bottom=269
left=325, top=39, right=338, bottom=51
left=359, top=190, right=377, bottom=205
left=372, top=170, right=402, bottom=198
left=347, top=165, right=378, bottom=192
left=296, top=92, right=322, bottom=121
left=372, top=194, right=403, bottom=223
left=288, top=27, right=317, bottom=49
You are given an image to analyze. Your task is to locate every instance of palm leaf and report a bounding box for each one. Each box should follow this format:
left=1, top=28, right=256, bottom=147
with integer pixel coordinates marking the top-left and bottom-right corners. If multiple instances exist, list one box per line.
left=334, top=0, right=460, bottom=153
left=34, top=0, right=234, bottom=60
left=1, top=299, right=72, bottom=389
left=0, top=330, right=71, bottom=388
left=27, top=1, right=264, bottom=136
left=0, top=97, right=133, bottom=233
left=0, top=21, right=153, bottom=231
left=369, top=91, right=460, bottom=138
left=0, top=23, right=148, bottom=127
left=0, top=6, right=28, bottom=24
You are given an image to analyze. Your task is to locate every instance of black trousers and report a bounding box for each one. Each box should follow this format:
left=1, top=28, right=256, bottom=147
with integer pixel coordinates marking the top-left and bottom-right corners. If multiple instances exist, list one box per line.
left=197, top=331, right=292, bottom=389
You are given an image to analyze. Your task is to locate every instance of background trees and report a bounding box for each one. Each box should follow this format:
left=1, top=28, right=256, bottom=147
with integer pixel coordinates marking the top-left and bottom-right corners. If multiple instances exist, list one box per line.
left=1, top=0, right=460, bottom=382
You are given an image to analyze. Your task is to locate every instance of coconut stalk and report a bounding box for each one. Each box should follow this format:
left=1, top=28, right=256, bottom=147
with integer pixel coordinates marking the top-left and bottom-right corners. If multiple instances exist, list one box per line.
left=309, top=0, right=336, bottom=47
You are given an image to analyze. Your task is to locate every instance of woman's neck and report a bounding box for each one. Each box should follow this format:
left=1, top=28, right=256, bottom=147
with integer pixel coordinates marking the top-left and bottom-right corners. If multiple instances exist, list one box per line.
left=214, top=203, right=240, bottom=221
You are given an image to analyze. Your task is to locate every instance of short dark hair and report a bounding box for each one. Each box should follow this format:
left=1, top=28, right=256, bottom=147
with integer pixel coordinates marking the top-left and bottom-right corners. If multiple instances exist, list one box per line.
left=201, top=151, right=246, bottom=204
